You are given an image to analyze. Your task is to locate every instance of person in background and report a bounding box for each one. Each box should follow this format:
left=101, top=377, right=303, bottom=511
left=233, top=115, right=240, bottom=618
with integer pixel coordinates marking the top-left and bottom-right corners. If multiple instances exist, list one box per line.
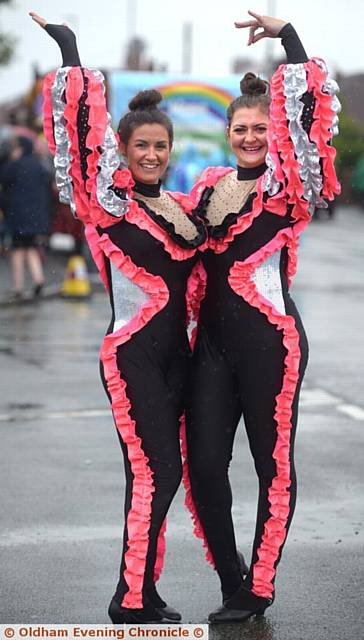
left=0, top=136, right=51, bottom=300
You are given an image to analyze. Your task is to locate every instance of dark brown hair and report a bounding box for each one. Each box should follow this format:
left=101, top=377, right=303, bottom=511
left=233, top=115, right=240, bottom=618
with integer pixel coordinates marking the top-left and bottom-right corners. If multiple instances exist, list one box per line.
left=226, top=73, right=270, bottom=126
left=117, top=89, right=173, bottom=146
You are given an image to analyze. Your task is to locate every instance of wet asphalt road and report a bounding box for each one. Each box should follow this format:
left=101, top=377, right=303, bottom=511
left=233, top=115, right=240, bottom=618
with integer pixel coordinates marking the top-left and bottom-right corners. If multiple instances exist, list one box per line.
left=0, top=206, right=363, bottom=640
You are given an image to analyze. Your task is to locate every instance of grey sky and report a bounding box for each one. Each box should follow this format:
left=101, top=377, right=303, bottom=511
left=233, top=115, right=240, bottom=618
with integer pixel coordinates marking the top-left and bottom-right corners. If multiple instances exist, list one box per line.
left=0, top=0, right=363, bottom=102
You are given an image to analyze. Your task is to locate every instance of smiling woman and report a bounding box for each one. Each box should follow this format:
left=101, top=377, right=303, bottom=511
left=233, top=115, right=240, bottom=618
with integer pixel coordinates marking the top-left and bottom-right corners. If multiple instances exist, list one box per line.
left=117, top=90, right=173, bottom=185
left=123, top=123, right=170, bottom=184
left=29, top=10, right=207, bottom=625
left=226, top=74, right=269, bottom=169
left=185, top=9, right=341, bottom=625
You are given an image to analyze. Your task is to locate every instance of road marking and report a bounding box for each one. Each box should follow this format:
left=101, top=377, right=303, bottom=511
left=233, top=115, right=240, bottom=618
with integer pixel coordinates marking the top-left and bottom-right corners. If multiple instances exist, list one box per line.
left=0, top=408, right=110, bottom=422
left=48, top=409, right=110, bottom=419
left=0, top=521, right=192, bottom=547
left=337, top=404, right=364, bottom=421
left=0, top=390, right=363, bottom=423
left=299, top=388, right=342, bottom=407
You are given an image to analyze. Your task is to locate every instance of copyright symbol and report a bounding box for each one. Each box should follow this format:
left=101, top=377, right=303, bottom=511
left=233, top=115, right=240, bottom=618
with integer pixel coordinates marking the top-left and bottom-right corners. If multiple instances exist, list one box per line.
left=194, top=629, right=204, bottom=638
left=4, top=629, right=14, bottom=638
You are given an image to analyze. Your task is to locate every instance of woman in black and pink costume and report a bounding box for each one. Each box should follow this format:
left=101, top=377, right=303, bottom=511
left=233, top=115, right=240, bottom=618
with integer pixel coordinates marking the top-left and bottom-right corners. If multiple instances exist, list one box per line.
left=183, top=10, right=341, bottom=623
left=30, top=12, right=207, bottom=624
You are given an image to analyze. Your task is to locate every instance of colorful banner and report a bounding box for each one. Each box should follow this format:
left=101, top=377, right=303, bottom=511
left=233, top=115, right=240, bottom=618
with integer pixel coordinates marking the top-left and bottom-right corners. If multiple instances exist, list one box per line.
left=110, top=71, right=242, bottom=191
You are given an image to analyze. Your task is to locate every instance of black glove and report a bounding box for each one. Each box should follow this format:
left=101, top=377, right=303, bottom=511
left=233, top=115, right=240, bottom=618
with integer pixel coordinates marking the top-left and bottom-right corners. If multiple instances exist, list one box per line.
left=45, top=23, right=81, bottom=67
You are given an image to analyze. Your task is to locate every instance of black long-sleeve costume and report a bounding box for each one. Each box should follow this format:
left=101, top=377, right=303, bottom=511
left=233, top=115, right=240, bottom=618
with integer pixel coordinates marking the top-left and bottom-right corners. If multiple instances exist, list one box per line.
left=185, top=24, right=340, bottom=604
left=42, top=25, right=207, bottom=613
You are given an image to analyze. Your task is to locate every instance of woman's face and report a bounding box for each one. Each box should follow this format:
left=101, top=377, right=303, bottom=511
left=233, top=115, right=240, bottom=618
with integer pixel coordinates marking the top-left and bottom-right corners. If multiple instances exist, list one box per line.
left=121, top=123, right=171, bottom=184
left=227, top=106, right=269, bottom=168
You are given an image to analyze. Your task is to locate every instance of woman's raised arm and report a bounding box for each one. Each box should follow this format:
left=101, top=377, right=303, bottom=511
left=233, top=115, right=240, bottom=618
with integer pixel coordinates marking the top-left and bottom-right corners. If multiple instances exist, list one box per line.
left=30, top=11, right=133, bottom=228
left=235, top=10, right=340, bottom=221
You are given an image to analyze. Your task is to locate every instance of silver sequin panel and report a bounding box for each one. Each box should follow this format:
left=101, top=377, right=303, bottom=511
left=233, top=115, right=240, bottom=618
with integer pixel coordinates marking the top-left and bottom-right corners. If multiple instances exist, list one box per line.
left=283, top=63, right=325, bottom=214
left=313, top=58, right=341, bottom=136
left=262, top=151, right=281, bottom=197
left=110, top=262, right=149, bottom=332
left=252, top=251, right=286, bottom=316
left=52, top=68, right=77, bottom=217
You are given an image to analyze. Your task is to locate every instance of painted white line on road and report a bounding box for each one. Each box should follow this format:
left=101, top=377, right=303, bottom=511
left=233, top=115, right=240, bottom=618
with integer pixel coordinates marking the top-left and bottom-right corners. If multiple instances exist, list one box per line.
left=337, top=404, right=364, bottom=421
left=0, top=408, right=110, bottom=422
left=300, top=388, right=342, bottom=407
left=0, top=522, right=193, bottom=547
left=48, top=409, right=110, bottom=419
left=1, top=392, right=363, bottom=424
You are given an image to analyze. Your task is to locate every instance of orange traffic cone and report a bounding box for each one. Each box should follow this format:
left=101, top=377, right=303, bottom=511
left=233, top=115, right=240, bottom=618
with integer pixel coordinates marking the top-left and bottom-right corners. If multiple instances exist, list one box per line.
left=62, top=255, right=91, bottom=298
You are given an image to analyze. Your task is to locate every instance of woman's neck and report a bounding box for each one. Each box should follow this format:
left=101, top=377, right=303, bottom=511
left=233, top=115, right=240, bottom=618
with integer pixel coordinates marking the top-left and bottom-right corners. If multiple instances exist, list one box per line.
left=133, top=180, right=161, bottom=197
left=237, top=163, right=267, bottom=181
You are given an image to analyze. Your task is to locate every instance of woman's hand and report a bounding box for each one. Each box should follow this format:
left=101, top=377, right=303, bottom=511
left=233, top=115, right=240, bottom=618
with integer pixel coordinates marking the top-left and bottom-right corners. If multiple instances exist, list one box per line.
left=29, top=11, right=74, bottom=41
left=29, top=12, right=48, bottom=29
left=29, top=11, right=80, bottom=65
left=235, top=10, right=287, bottom=45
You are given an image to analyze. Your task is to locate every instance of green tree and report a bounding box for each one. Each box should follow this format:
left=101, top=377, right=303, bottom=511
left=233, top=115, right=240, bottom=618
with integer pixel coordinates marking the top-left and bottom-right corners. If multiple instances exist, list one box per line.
left=0, top=0, right=15, bottom=66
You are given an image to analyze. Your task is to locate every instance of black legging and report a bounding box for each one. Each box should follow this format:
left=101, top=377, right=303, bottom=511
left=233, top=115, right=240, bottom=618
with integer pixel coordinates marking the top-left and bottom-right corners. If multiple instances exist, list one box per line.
left=100, top=338, right=189, bottom=608
left=186, top=301, right=308, bottom=600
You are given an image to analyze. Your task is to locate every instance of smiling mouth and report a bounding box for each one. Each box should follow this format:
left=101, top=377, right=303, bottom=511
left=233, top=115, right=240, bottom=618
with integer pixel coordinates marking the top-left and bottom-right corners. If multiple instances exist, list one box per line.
left=242, top=146, right=262, bottom=152
left=140, top=163, right=160, bottom=170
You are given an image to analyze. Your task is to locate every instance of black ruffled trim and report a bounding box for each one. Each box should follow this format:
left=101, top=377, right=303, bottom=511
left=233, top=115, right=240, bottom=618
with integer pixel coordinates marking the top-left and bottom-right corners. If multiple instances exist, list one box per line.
left=192, top=185, right=258, bottom=239
left=192, top=186, right=214, bottom=224
left=78, top=71, right=91, bottom=185
left=301, top=92, right=316, bottom=135
left=112, top=185, right=129, bottom=200
left=134, top=198, right=207, bottom=249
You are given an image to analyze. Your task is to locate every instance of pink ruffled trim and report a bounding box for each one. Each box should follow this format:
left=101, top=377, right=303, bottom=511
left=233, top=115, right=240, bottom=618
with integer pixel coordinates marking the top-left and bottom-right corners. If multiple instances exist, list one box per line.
left=156, top=252, right=207, bottom=582
left=62, top=67, right=98, bottom=226
left=154, top=518, right=167, bottom=582
left=185, top=260, right=207, bottom=349
left=228, top=228, right=302, bottom=599
left=190, top=166, right=288, bottom=254
left=211, top=176, right=267, bottom=254
left=190, top=166, right=233, bottom=209
left=269, top=60, right=341, bottom=222
left=306, top=59, right=341, bottom=200
left=84, top=224, right=110, bottom=291
left=48, top=67, right=133, bottom=228
left=165, top=189, right=195, bottom=214
left=179, top=415, right=215, bottom=567
left=42, top=72, right=56, bottom=155
left=83, top=68, right=135, bottom=227
left=86, top=229, right=169, bottom=608
left=286, top=219, right=309, bottom=286
left=270, top=66, right=310, bottom=222
left=179, top=260, right=214, bottom=565
left=125, top=197, right=197, bottom=261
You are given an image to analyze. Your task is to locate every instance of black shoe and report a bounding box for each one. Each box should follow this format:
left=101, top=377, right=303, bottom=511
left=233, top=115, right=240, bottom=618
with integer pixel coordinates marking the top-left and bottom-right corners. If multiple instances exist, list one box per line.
left=108, top=598, right=170, bottom=624
left=155, top=604, right=181, bottom=621
left=146, top=586, right=182, bottom=621
left=209, top=585, right=272, bottom=624
left=237, top=551, right=249, bottom=578
left=7, top=291, right=23, bottom=303
left=221, top=551, right=249, bottom=604
left=33, top=283, right=44, bottom=298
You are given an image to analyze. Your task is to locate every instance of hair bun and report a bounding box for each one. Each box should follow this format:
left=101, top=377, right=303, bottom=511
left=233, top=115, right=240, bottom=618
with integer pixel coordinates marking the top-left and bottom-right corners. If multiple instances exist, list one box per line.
left=128, top=89, right=163, bottom=111
left=240, top=72, right=268, bottom=97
